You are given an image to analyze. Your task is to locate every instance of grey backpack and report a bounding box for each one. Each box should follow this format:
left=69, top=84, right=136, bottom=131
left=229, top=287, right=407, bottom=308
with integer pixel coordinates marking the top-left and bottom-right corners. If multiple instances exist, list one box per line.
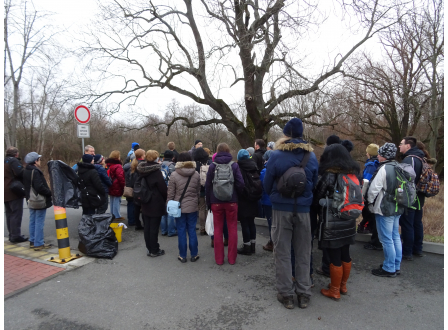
left=212, top=162, right=234, bottom=201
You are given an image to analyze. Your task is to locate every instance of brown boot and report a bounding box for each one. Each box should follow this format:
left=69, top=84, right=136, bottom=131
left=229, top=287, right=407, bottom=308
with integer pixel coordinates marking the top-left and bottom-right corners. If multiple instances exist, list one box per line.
left=263, top=240, right=273, bottom=252
left=321, top=264, right=343, bottom=301
left=340, top=261, right=352, bottom=295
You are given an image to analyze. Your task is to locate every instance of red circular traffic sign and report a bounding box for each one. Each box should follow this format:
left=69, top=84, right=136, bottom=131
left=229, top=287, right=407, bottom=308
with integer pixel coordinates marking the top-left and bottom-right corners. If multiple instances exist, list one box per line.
left=74, top=105, right=91, bottom=124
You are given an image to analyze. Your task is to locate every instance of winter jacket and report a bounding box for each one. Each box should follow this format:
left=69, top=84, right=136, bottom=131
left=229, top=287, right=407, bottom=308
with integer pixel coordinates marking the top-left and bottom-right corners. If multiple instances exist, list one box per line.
left=105, top=158, right=125, bottom=196
left=128, top=160, right=145, bottom=188
left=205, top=152, right=245, bottom=209
left=137, top=161, right=168, bottom=217
left=195, top=159, right=212, bottom=197
left=94, top=164, right=112, bottom=193
left=252, top=149, right=266, bottom=173
left=23, top=165, right=53, bottom=209
left=367, top=160, right=404, bottom=217
left=237, top=159, right=259, bottom=218
left=4, top=156, right=24, bottom=202
left=162, top=160, right=176, bottom=175
left=312, top=169, right=357, bottom=241
left=167, top=161, right=201, bottom=214
left=124, top=162, right=132, bottom=187
left=263, top=138, right=319, bottom=213
left=260, top=163, right=271, bottom=206
left=402, top=147, right=426, bottom=208
left=77, top=162, right=106, bottom=208
left=363, top=156, right=380, bottom=181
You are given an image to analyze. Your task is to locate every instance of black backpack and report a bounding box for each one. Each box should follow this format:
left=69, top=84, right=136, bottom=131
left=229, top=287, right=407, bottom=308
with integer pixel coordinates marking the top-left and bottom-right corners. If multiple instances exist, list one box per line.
left=242, top=169, right=263, bottom=201
left=133, top=175, right=152, bottom=205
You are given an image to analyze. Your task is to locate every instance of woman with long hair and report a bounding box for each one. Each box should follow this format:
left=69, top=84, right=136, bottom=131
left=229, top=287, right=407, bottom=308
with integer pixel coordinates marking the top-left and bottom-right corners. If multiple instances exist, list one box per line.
left=128, top=149, right=146, bottom=230
left=313, top=143, right=360, bottom=301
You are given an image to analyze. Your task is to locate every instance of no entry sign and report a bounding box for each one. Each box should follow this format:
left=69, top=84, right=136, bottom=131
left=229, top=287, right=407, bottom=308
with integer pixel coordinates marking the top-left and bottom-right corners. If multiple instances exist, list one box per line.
left=74, top=105, right=91, bottom=124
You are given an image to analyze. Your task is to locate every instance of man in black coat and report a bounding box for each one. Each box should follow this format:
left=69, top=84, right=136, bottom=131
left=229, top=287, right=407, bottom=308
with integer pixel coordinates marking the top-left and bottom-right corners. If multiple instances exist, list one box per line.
left=77, top=154, right=105, bottom=215
left=252, top=139, right=266, bottom=173
left=399, top=136, right=426, bottom=261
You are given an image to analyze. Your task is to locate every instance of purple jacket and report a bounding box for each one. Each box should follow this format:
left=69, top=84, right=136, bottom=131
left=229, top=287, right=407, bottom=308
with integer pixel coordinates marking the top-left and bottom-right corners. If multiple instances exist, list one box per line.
left=205, top=152, right=244, bottom=209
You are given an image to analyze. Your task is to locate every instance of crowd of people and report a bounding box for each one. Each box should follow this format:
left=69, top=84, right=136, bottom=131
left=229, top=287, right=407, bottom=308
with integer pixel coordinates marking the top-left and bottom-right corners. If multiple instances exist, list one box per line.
left=4, top=117, right=437, bottom=310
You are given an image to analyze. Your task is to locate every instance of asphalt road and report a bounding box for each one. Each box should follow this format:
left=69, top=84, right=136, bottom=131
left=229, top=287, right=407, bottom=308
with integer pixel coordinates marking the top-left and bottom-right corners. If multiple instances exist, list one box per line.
left=4, top=201, right=444, bottom=329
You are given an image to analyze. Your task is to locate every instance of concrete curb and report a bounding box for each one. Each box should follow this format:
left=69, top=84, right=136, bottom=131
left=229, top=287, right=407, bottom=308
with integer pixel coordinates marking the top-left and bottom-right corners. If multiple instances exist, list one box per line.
left=254, top=217, right=444, bottom=255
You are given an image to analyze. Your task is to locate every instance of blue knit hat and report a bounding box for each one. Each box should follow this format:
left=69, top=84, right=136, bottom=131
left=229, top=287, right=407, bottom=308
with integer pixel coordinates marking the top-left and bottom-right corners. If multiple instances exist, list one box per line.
left=237, top=149, right=250, bottom=161
left=283, top=118, right=303, bottom=138
left=82, top=154, right=94, bottom=163
left=94, top=154, right=103, bottom=164
left=131, top=142, right=139, bottom=149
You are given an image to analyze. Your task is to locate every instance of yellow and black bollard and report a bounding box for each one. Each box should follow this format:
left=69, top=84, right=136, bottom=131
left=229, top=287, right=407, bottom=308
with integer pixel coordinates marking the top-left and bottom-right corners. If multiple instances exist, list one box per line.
left=48, top=206, right=81, bottom=264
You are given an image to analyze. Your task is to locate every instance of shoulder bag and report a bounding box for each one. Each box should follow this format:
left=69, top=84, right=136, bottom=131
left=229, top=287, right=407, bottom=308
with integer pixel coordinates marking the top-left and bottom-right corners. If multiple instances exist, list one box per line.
left=28, top=170, right=47, bottom=209
left=167, top=176, right=192, bottom=218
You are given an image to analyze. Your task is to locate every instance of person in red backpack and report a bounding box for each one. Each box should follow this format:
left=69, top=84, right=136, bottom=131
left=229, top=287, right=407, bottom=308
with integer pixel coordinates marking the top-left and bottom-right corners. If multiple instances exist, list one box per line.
left=105, top=150, right=125, bottom=220
left=313, top=144, right=360, bottom=301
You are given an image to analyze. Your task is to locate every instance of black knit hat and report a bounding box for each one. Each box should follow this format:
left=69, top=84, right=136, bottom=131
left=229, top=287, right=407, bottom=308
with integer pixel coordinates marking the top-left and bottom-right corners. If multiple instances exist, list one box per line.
left=194, top=140, right=202, bottom=146
left=341, top=140, right=354, bottom=153
left=163, top=150, right=174, bottom=159
left=326, top=135, right=340, bottom=146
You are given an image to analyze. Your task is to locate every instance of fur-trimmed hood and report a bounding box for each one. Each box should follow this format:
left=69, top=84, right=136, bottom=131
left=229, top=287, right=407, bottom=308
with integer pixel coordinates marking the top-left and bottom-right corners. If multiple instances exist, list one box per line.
left=137, top=161, right=161, bottom=176
left=105, top=158, right=122, bottom=165
left=175, top=161, right=196, bottom=177
left=275, top=137, right=314, bottom=153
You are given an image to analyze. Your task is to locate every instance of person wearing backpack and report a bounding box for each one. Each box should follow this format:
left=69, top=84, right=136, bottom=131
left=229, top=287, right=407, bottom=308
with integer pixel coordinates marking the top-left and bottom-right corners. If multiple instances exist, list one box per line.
left=205, top=143, right=245, bottom=265
left=93, top=154, right=112, bottom=214
left=312, top=144, right=361, bottom=301
left=193, top=147, right=212, bottom=236
left=367, top=143, right=405, bottom=277
left=399, top=137, right=428, bottom=260
left=77, top=154, right=106, bottom=215
left=167, top=152, right=201, bottom=263
left=136, top=150, right=168, bottom=257
left=129, top=149, right=146, bottom=230
left=106, top=151, right=126, bottom=221
left=236, top=149, right=262, bottom=255
left=23, top=152, right=53, bottom=251
left=263, top=118, right=318, bottom=310
left=160, top=150, right=177, bottom=236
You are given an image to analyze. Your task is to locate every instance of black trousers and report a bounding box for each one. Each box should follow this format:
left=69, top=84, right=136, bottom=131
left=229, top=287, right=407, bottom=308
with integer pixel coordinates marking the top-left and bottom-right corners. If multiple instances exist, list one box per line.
left=362, top=206, right=380, bottom=247
left=142, top=215, right=161, bottom=253
left=240, top=216, right=256, bottom=243
left=5, top=198, right=24, bottom=240
left=327, top=244, right=351, bottom=267
left=134, top=203, right=143, bottom=228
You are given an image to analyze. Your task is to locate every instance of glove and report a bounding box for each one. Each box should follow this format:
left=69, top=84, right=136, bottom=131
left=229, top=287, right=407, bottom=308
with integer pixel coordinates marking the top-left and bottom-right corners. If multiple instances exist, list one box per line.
left=368, top=204, right=375, bottom=214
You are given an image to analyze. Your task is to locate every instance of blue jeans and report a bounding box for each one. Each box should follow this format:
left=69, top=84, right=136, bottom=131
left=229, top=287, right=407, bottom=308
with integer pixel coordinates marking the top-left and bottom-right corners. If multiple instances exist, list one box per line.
left=110, top=196, right=122, bottom=218
left=376, top=214, right=402, bottom=273
left=161, top=214, right=177, bottom=236
left=262, top=204, right=272, bottom=241
left=127, top=199, right=135, bottom=225
left=176, top=212, right=198, bottom=258
left=29, top=208, right=46, bottom=247
left=399, top=208, right=424, bottom=256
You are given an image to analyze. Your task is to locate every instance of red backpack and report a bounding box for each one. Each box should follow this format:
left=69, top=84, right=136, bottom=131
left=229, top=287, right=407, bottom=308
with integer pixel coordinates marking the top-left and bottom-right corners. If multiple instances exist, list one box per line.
left=331, top=173, right=364, bottom=220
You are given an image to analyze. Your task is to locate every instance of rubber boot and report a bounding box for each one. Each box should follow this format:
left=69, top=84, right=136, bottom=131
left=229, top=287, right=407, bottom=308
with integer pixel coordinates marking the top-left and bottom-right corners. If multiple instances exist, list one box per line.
left=321, top=264, right=343, bottom=301
left=340, top=261, right=352, bottom=295
left=237, top=243, right=252, bottom=255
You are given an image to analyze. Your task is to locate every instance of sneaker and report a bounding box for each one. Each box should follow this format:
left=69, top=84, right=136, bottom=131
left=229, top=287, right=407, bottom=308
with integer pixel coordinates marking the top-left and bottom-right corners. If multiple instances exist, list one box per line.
left=29, top=242, right=34, bottom=249
left=277, top=293, right=294, bottom=309
left=167, top=233, right=178, bottom=237
left=178, top=256, right=187, bottom=263
left=34, top=244, right=53, bottom=251
left=364, top=243, right=383, bottom=251
left=191, top=255, right=200, bottom=262
left=403, top=255, right=414, bottom=261
left=371, top=267, right=396, bottom=278
left=10, top=236, right=29, bottom=243
left=297, top=294, right=310, bottom=309
left=380, top=264, right=400, bottom=275
left=316, top=267, right=330, bottom=278
left=148, top=249, right=165, bottom=257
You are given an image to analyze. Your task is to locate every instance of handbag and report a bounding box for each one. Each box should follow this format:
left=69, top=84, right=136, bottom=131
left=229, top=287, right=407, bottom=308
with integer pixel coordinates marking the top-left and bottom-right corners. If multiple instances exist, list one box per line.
left=205, top=210, right=214, bottom=236
left=123, top=186, right=133, bottom=198
left=166, top=176, right=192, bottom=218
left=28, top=170, right=47, bottom=209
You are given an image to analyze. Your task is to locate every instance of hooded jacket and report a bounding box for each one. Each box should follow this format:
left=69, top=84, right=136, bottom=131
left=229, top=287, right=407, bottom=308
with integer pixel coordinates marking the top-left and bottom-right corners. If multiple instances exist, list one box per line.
left=105, top=158, right=125, bottom=196
left=94, top=164, right=112, bottom=193
left=23, top=164, right=53, bottom=209
left=237, top=158, right=259, bottom=218
left=205, top=152, right=245, bottom=209
left=137, top=161, right=167, bottom=217
left=263, top=138, right=319, bottom=213
left=167, top=161, right=201, bottom=214
left=4, top=156, right=24, bottom=202
left=401, top=147, right=426, bottom=208
left=363, top=156, right=380, bottom=181
left=77, top=162, right=105, bottom=208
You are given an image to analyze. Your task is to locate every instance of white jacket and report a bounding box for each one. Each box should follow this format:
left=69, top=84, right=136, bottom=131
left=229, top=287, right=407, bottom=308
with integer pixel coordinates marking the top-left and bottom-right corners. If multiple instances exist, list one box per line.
left=367, top=164, right=388, bottom=216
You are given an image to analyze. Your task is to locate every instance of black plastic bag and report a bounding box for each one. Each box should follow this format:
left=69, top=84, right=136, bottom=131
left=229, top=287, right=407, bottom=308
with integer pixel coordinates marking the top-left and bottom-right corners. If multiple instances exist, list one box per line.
left=78, top=213, right=118, bottom=259
left=47, top=160, right=81, bottom=208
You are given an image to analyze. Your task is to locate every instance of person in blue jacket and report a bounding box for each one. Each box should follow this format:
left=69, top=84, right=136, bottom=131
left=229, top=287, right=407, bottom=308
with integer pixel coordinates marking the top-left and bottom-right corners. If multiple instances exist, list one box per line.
left=263, top=118, right=318, bottom=310
left=260, top=150, right=273, bottom=251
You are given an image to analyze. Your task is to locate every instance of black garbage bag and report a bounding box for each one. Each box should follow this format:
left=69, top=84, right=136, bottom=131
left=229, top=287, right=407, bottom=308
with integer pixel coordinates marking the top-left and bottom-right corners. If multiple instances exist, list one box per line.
left=78, top=213, right=118, bottom=259
left=47, top=160, right=81, bottom=208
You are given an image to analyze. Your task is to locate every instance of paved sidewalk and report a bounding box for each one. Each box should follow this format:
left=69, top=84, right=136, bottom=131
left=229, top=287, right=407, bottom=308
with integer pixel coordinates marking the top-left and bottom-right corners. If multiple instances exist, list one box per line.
left=4, top=254, right=64, bottom=296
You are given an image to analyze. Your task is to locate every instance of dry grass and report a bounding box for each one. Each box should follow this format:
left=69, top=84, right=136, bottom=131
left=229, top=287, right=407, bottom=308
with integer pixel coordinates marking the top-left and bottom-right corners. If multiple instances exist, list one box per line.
left=422, top=183, right=444, bottom=243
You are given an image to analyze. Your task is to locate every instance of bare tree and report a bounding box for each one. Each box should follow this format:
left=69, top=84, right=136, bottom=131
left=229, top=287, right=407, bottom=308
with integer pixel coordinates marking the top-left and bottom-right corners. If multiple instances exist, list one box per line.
left=84, top=0, right=402, bottom=147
